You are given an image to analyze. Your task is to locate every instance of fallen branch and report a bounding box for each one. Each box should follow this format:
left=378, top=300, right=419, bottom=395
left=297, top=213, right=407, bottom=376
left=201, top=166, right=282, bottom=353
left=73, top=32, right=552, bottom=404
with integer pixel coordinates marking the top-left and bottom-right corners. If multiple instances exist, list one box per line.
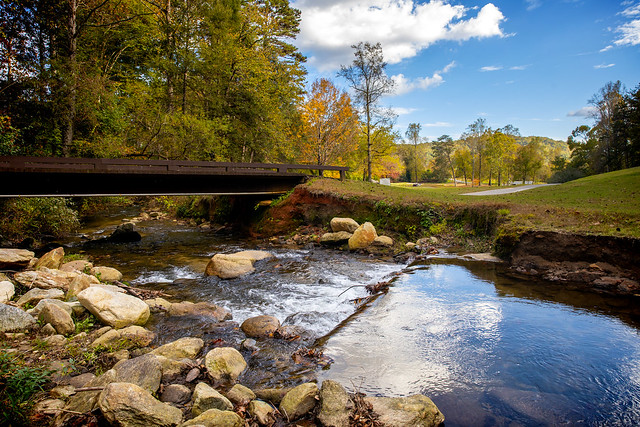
left=74, top=386, right=105, bottom=392
left=337, top=285, right=366, bottom=298
left=113, top=281, right=172, bottom=300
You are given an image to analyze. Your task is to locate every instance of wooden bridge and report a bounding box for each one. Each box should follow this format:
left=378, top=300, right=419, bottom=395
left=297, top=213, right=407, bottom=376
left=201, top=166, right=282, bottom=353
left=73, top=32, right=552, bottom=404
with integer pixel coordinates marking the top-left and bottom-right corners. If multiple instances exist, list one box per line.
left=0, top=156, right=349, bottom=197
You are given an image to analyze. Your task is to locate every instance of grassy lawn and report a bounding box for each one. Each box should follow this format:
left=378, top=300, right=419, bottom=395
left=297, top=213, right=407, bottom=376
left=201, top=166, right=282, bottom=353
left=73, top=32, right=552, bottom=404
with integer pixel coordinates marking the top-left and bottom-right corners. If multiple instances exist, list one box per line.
left=305, top=167, right=640, bottom=238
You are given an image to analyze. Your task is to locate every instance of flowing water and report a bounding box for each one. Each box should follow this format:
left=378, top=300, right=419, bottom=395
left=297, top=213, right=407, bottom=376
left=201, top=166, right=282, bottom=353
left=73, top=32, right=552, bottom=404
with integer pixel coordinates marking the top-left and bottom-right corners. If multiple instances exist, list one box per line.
left=72, top=209, right=640, bottom=426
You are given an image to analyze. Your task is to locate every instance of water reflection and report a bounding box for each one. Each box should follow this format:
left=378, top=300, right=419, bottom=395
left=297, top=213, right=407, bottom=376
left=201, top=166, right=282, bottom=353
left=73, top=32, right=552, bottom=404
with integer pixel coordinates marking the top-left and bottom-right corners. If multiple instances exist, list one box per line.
left=319, top=262, right=640, bottom=426
left=70, top=213, right=640, bottom=425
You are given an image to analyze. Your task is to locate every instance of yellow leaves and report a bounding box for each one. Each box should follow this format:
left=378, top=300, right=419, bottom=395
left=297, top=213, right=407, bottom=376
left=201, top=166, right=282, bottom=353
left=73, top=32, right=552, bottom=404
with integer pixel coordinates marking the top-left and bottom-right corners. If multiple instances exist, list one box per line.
left=298, top=78, right=359, bottom=166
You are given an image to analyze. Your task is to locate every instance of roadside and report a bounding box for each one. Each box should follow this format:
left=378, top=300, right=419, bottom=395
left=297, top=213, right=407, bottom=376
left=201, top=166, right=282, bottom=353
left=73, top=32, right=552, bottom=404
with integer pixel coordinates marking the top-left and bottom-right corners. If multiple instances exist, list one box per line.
left=462, top=184, right=559, bottom=196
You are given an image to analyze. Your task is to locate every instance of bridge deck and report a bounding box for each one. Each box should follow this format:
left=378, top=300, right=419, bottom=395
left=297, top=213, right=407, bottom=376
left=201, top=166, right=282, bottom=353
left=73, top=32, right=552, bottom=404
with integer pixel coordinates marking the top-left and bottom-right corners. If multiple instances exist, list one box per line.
left=0, top=156, right=348, bottom=197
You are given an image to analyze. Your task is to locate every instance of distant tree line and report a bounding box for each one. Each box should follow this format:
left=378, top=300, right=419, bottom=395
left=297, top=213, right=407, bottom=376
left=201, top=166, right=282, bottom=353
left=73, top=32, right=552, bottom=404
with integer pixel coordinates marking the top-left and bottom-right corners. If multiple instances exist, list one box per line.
left=550, top=81, right=640, bottom=183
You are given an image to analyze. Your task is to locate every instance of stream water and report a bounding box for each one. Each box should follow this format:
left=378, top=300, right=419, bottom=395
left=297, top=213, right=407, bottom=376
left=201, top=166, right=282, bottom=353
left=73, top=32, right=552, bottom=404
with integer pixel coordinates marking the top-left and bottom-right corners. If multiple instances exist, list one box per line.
left=70, top=208, right=640, bottom=426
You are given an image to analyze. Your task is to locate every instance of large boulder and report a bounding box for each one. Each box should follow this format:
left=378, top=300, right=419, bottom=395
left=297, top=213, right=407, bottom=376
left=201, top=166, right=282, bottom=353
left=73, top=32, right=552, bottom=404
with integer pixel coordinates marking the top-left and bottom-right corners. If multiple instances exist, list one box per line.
left=167, top=301, right=232, bottom=321
left=92, top=325, right=155, bottom=349
left=191, top=382, right=233, bottom=416
left=111, top=354, right=162, bottom=393
left=91, top=266, right=123, bottom=282
left=182, top=408, right=243, bottom=427
left=109, top=223, right=142, bottom=243
left=30, top=298, right=73, bottom=317
left=204, top=250, right=274, bottom=279
left=279, top=382, right=319, bottom=421
left=77, top=287, right=150, bottom=328
left=151, top=337, right=204, bottom=360
left=17, top=288, right=65, bottom=307
left=34, top=247, right=65, bottom=270
left=320, top=231, right=353, bottom=246
left=205, top=347, right=247, bottom=383
left=60, top=259, right=93, bottom=273
left=348, top=222, right=378, bottom=250
left=0, top=248, right=34, bottom=269
left=249, top=400, right=277, bottom=426
left=226, top=384, right=255, bottom=406
left=0, top=281, right=15, bottom=304
left=318, top=380, right=351, bottom=427
left=365, top=395, right=445, bottom=427
left=14, top=268, right=77, bottom=291
left=66, top=273, right=100, bottom=298
left=0, top=303, right=36, bottom=332
left=160, top=384, right=191, bottom=404
left=240, top=315, right=280, bottom=338
left=373, top=236, right=394, bottom=247
left=39, top=302, right=75, bottom=335
left=98, top=382, right=183, bottom=427
left=330, top=218, right=360, bottom=233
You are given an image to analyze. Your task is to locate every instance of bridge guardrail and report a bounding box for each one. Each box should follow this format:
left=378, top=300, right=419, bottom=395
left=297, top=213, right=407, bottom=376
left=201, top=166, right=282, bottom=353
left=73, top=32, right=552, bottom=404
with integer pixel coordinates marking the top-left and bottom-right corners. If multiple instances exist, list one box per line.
left=0, top=156, right=348, bottom=180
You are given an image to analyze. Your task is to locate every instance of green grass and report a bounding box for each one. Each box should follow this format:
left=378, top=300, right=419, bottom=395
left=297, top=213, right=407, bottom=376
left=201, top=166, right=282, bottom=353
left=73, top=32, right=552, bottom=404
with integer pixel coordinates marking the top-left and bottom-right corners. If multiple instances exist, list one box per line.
left=304, top=167, right=640, bottom=238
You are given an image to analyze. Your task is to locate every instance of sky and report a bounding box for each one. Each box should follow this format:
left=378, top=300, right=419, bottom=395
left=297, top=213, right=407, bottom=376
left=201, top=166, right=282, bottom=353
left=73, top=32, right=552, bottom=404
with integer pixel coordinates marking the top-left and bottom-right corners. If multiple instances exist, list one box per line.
left=289, top=0, right=640, bottom=141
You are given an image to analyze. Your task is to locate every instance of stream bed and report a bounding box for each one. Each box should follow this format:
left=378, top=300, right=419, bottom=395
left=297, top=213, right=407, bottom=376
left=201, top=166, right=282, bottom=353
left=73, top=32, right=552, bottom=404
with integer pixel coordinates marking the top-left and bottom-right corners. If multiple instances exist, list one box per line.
left=71, top=209, right=640, bottom=426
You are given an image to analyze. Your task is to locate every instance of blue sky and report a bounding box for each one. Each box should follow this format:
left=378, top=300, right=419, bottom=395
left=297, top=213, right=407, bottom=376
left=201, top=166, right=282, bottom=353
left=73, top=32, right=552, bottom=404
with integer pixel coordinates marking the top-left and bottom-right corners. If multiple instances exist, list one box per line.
left=290, top=0, right=640, bottom=141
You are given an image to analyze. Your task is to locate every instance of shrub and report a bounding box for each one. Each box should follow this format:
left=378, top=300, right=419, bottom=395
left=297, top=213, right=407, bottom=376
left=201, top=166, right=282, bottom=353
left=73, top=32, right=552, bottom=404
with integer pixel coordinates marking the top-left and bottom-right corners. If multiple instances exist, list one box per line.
left=547, top=167, right=585, bottom=183
left=0, top=197, right=80, bottom=239
left=0, top=350, right=51, bottom=425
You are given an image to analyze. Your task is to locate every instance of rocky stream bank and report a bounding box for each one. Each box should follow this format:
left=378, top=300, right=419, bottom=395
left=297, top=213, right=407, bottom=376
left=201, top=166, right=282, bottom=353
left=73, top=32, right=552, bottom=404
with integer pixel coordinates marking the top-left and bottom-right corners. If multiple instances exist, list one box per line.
left=0, top=215, right=445, bottom=427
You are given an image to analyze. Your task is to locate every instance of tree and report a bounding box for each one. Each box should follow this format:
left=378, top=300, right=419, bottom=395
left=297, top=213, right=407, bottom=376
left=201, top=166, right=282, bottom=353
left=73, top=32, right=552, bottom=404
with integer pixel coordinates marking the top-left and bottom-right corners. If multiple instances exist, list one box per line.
left=514, top=138, right=544, bottom=183
left=432, top=135, right=457, bottom=185
left=589, top=81, right=624, bottom=172
left=338, top=42, right=395, bottom=181
left=299, top=78, right=359, bottom=174
left=405, top=123, right=423, bottom=183
left=485, top=129, right=517, bottom=186
left=462, top=118, right=489, bottom=186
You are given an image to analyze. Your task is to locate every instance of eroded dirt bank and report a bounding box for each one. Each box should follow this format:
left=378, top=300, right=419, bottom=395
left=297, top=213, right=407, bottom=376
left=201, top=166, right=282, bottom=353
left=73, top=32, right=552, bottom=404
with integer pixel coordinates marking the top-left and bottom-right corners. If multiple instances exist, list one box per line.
left=508, top=231, right=640, bottom=294
left=256, top=185, right=640, bottom=295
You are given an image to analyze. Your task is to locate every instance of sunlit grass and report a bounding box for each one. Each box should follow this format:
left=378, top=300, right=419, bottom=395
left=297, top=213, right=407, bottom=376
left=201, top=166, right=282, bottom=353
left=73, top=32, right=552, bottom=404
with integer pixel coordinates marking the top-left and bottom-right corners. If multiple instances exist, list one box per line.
left=305, top=167, right=640, bottom=237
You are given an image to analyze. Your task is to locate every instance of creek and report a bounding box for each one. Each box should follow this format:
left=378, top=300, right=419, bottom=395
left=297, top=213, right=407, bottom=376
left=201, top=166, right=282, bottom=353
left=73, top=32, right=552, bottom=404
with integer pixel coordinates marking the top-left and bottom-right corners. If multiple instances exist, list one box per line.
left=69, top=207, right=640, bottom=426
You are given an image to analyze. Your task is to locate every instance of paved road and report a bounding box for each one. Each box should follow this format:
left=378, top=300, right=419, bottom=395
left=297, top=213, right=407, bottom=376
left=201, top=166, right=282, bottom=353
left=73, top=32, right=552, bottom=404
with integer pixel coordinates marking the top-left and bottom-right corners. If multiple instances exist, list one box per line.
left=462, top=184, right=558, bottom=196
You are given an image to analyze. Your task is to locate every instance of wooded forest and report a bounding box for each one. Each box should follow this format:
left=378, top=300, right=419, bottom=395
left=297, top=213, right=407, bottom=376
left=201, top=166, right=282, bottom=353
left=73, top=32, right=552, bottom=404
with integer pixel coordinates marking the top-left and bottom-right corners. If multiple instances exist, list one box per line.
left=1, top=0, right=639, bottom=184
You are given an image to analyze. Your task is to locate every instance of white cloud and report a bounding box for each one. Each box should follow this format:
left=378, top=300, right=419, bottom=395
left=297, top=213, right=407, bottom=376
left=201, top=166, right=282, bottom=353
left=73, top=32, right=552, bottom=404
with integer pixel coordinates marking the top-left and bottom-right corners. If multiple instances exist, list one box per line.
left=509, top=64, right=529, bottom=70
left=594, top=63, right=615, bottom=69
left=292, top=1, right=506, bottom=71
left=480, top=65, right=502, bottom=71
left=525, top=0, right=542, bottom=11
left=391, top=61, right=456, bottom=95
left=602, top=3, right=640, bottom=50
left=392, top=107, right=418, bottom=115
left=621, top=3, right=640, bottom=17
left=614, top=18, right=640, bottom=47
left=567, top=106, right=597, bottom=117
left=423, top=121, right=452, bottom=127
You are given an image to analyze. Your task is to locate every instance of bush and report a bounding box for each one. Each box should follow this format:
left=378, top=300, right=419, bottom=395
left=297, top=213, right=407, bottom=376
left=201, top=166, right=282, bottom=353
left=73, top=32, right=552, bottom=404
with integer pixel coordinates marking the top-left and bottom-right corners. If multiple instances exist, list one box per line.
left=0, top=197, right=80, bottom=240
left=0, top=351, right=51, bottom=425
left=547, top=167, right=585, bottom=183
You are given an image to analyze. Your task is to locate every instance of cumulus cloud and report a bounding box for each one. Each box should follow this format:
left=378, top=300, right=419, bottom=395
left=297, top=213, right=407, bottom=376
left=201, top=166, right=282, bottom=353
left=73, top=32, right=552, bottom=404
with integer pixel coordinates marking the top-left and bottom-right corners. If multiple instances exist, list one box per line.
left=602, top=2, right=640, bottom=50
left=292, top=0, right=506, bottom=71
left=509, top=64, right=529, bottom=70
left=391, top=61, right=456, bottom=95
left=614, top=18, right=640, bottom=47
left=594, top=63, right=616, bottom=69
left=568, top=106, right=597, bottom=117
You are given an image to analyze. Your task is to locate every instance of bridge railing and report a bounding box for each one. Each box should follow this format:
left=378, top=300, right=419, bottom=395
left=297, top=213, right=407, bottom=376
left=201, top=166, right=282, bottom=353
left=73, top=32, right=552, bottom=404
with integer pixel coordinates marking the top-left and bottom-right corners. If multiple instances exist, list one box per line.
left=0, top=156, right=349, bottom=180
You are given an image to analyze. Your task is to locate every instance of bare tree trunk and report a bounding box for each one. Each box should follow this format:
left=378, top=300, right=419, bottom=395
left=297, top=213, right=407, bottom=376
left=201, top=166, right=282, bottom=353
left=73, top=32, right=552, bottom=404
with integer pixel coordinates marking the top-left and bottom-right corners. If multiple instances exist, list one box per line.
left=62, top=0, right=78, bottom=156
left=449, top=158, right=456, bottom=187
left=366, top=105, right=372, bottom=181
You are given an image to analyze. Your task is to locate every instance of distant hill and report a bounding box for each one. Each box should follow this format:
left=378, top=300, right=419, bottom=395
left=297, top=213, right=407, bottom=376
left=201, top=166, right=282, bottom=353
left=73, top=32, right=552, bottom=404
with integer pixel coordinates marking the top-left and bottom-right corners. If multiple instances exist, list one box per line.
left=516, top=136, right=569, bottom=157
